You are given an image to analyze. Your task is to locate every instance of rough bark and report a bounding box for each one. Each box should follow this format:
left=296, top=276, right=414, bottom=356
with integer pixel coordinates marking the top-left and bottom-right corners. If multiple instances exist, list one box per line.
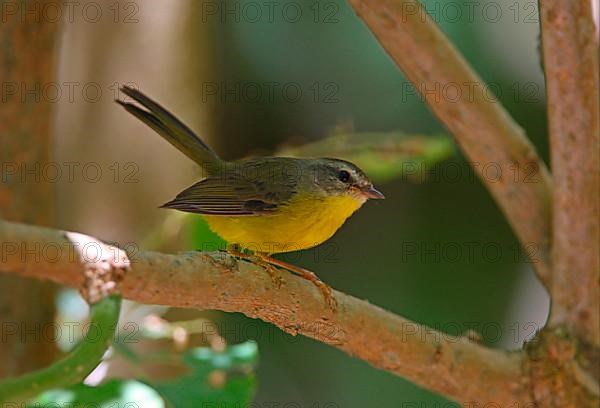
left=539, top=0, right=600, bottom=347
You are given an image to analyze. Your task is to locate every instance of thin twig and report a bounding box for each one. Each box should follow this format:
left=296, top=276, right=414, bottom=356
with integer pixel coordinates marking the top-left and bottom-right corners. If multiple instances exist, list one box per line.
left=539, top=0, right=600, bottom=347
left=345, top=0, right=553, bottom=285
left=0, top=220, right=529, bottom=406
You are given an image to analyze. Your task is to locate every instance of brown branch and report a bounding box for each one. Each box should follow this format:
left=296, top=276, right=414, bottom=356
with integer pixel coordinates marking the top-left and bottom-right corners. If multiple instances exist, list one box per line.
left=0, top=219, right=529, bottom=406
left=346, top=0, right=553, bottom=285
left=0, top=0, right=63, bottom=377
left=539, top=0, right=600, bottom=347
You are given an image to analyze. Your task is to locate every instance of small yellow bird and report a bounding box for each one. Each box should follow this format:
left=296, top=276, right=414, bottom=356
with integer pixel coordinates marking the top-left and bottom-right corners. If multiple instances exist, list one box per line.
left=117, top=86, right=384, bottom=307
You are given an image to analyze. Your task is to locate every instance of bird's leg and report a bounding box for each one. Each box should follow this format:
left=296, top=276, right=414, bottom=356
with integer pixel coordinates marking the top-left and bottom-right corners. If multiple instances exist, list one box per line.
left=257, top=254, right=337, bottom=310
left=226, top=245, right=283, bottom=288
left=226, top=245, right=337, bottom=309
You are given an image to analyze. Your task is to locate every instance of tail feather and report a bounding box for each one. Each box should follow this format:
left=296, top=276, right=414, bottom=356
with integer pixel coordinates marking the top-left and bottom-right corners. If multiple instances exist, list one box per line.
left=116, top=86, right=223, bottom=174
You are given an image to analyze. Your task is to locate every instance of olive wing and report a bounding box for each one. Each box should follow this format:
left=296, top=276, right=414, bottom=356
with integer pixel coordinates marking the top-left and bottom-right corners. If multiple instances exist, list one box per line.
left=161, top=166, right=298, bottom=216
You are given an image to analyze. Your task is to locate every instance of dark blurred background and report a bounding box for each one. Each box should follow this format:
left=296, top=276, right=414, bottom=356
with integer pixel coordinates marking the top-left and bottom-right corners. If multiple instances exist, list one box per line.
left=52, top=0, right=551, bottom=406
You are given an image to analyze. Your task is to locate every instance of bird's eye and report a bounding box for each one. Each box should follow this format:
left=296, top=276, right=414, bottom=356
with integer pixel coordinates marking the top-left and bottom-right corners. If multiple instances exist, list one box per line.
left=338, top=170, right=351, bottom=183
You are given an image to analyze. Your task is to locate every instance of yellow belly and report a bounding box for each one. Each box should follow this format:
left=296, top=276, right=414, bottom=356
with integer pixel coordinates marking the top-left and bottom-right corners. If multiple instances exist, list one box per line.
left=202, top=193, right=365, bottom=254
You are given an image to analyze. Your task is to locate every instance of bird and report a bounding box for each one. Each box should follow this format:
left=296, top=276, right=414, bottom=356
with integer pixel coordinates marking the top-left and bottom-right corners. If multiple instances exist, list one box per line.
left=116, top=86, right=384, bottom=308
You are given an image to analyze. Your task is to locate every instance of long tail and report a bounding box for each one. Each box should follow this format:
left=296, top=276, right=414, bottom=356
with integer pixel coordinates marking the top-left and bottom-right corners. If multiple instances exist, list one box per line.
left=116, top=86, right=223, bottom=174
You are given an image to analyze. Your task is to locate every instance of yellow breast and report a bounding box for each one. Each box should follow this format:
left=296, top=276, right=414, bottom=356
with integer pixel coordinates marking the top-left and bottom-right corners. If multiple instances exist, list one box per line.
left=202, top=192, right=366, bottom=254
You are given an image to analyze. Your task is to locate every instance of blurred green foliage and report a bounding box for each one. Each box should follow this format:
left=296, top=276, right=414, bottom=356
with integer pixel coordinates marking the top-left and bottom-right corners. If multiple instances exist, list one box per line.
left=155, top=341, right=258, bottom=408
left=29, top=381, right=165, bottom=408
left=279, top=131, right=455, bottom=183
left=29, top=341, right=258, bottom=408
left=0, top=296, right=122, bottom=404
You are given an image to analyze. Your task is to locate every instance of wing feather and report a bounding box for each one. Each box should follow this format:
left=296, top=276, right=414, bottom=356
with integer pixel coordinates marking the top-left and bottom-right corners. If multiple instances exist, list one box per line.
left=161, top=159, right=300, bottom=216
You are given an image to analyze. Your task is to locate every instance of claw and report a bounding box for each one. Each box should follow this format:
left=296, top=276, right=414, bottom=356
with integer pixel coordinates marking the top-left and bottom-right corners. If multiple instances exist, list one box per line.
left=253, top=258, right=284, bottom=288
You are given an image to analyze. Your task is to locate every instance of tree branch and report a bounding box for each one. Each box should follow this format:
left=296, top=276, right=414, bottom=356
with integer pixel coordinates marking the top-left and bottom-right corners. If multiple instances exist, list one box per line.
left=345, top=0, right=553, bottom=285
left=0, top=0, right=62, bottom=377
left=539, top=0, right=600, bottom=347
left=0, top=220, right=529, bottom=406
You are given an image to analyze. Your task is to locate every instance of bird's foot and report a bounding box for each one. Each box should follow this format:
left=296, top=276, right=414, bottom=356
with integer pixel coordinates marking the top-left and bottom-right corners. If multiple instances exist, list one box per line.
left=226, top=245, right=336, bottom=310
left=227, top=245, right=283, bottom=288
left=260, top=255, right=337, bottom=310
left=251, top=256, right=284, bottom=288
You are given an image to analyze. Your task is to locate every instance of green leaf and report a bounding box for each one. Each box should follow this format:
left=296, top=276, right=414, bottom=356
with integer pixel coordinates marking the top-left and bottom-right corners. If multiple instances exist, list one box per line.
left=29, top=380, right=165, bottom=408
left=26, top=341, right=258, bottom=408
left=153, top=341, right=258, bottom=408
left=278, top=132, right=455, bottom=183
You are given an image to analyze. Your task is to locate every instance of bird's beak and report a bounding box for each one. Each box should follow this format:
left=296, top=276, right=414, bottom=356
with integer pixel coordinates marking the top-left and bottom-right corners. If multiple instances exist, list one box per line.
left=361, top=185, right=385, bottom=199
